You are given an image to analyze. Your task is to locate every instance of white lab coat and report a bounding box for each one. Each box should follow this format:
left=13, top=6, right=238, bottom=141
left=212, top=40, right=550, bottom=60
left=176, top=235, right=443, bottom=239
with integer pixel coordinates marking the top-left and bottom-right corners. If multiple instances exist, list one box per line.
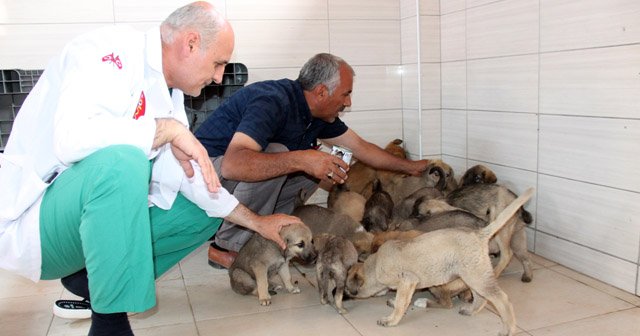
left=0, top=25, right=238, bottom=281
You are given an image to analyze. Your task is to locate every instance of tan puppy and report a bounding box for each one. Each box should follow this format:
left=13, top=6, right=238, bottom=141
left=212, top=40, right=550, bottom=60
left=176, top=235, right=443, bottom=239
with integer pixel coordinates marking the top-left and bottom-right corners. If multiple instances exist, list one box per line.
left=314, top=233, right=358, bottom=314
left=228, top=222, right=317, bottom=306
left=447, top=184, right=533, bottom=282
left=370, top=230, right=423, bottom=254
left=346, top=188, right=534, bottom=335
left=327, top=185, right=367, bottom=222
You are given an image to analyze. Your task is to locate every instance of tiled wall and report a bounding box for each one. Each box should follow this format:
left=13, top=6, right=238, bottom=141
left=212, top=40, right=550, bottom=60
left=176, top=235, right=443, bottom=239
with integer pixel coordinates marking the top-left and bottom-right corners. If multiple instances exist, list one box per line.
left=439, top=0, right=640, bottom=296
left=2, top=0, right=638, bottom=296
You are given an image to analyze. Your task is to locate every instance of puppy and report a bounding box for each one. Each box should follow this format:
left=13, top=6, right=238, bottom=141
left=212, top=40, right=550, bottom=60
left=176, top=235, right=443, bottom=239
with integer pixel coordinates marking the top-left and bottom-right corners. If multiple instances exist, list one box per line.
left=337, top=139, right=408, bottom=199
left=292, top=204, right=373, bottom=257
left=228, top=222, right=316, bottom=306
left=458, top=164, right=497, bottom=188
left=314, top=233, right=358, bottom=314
left=362, top=179, right=394, bottom=232
left=346, top=188, right=534, bottom=335
left=447, top=184, right=534, bottom=282
left=370, top=229, right=423, bottom=254
left=327, top=184, right=367, bottom=222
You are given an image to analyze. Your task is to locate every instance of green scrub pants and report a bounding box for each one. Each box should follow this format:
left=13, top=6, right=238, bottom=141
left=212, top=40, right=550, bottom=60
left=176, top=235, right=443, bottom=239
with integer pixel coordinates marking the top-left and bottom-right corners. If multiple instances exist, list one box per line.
left=38, top=145, right=223, bottom=313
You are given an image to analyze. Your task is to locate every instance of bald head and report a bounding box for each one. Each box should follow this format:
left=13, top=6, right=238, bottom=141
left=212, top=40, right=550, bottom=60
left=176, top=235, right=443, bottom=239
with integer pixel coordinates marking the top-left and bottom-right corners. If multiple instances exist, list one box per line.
left=161, top=1, right=232, bottom=50
left=160, top=1, right=235, bottom=96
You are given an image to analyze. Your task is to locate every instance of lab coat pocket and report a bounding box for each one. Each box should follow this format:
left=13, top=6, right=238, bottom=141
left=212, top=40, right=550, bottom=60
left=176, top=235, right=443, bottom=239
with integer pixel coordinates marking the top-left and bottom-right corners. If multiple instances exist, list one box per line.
left=0, top=154, right=48, bottom=224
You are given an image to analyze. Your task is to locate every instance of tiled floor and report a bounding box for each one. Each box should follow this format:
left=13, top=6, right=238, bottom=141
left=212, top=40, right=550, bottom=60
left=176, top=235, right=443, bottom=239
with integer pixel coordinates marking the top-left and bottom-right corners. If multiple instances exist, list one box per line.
left=2, top=245, right=639, bottom=336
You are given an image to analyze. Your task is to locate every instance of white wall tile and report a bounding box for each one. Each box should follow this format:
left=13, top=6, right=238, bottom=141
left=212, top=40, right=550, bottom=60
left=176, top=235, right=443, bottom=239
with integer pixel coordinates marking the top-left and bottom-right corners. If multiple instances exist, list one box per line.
left=637, top=268, right=639, bottom=296
left=401, top=63, right=419, bottom=109
left=400, top=0, right=417, bottom=19
left=231, top=20, right=329, bottom=69
left=420, top=63, right=441, bottom=109
left=328, top=0, right=399, bottom=20
left=330, top=20, right=401, bottom=66
left=226, top=0, right=327, bottom=20
left=420, top=0, right=440, bottom=15
left=350, top=65, right=402, bottom=112
left=540, top=0, right=640, bottom=52
left=538, top=174, right=640, bottom=262
left=401, top=17, right=418, bottom=64
left=467, top=55, right=538, bottom=113
left=402, top=108, right=421, bottom=157
left=441, top=11, right=466, bottom=62
left=441, top=0, right=465, bottom=15
left=442, top=61, right=466, bottom=109
left=340, top=110, right=403, bottom=149
left=535, top=232, right=638, bottom=294
left=540, top=45, right=640, bottom=119
left=420, top=15, right=440, bottom=63
left=467, top=0, right=503, bottom=8
left=467, top=0, right=538, bottom=59
left=539, top=115, right=640, bottom=193
left=0, top=24, right=105, bottom=69
left=0, top=0, right=113, bottom=23
left=442, top=109, right=466, bottom=157
left=467, top=111, right=538, bottom=170
left=421, top=109, right=441, bottom=156
left=113, top=0, right=214, bottom=22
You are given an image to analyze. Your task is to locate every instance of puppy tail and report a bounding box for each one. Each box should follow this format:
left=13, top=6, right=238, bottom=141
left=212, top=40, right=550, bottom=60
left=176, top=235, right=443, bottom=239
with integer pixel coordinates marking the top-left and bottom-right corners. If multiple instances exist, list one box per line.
left=479, top=188, right=535, bottom=240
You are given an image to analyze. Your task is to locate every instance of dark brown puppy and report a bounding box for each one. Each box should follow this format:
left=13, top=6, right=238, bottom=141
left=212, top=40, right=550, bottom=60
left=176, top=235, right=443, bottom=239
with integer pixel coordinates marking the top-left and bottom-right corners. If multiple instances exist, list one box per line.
left=362, top=179, right=394, bottom=232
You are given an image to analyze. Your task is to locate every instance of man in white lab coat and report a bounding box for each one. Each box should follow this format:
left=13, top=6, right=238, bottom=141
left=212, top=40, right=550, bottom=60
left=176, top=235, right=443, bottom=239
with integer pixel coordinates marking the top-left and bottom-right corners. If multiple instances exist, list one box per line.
left=0, top=2, right=299, bottom=335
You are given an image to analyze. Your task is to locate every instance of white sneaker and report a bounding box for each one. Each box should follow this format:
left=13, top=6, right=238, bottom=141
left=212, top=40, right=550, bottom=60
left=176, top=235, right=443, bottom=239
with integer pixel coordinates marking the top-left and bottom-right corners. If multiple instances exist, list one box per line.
left=53, top=299, right=92, bottom=319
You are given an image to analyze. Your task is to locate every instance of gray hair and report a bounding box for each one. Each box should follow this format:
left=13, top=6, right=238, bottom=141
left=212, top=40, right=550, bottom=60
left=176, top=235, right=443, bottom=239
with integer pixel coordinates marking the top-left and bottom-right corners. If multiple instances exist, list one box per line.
left=161, top=2, right=224, bottom=50
left=297, top=53, right=354, bottom=95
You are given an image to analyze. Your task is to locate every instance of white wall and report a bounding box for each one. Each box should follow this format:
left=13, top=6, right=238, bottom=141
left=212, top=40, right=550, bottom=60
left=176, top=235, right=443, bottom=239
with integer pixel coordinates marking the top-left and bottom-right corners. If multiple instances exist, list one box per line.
left=438, top=0, right=640, bottom=296
left=2, top=0, right=639, bottom=296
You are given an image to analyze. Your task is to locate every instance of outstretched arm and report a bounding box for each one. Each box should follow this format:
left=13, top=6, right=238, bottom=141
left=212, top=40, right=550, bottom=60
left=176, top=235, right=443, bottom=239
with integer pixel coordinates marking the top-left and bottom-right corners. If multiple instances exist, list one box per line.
left=323, top=129, right=429, bottom=176
left=223, top=203, right=302, bottom=249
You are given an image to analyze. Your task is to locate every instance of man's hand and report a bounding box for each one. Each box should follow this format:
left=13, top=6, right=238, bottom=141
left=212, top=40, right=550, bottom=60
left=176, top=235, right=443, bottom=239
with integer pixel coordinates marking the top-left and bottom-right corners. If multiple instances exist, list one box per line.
left=407, top=159, right=430, bottom=177
left=299, top=150, right=349, bottom=185
left=154, top=118, right=221, bottom=193
left=253, top=213, right=303, bottom=250
left=225, top=205, right=303, bottom=250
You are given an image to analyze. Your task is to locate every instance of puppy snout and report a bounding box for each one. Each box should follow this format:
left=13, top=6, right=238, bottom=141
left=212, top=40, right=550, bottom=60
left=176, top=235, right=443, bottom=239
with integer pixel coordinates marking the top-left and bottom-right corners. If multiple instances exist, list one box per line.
left=304, top=249, right=317, bottom=264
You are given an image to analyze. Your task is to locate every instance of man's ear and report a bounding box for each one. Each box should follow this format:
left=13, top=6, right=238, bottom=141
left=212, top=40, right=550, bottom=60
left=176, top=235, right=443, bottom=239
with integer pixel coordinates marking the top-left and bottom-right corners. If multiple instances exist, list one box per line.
left=313, top=84, right=328, bottom=99
left=185, top=31, right=201, bottom=54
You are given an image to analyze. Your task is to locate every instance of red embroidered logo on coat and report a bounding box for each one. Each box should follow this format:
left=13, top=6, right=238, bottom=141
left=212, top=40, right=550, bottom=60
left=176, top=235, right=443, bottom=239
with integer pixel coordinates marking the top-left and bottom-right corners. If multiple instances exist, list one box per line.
left=133, top=91, right=146, bottom=119
left=102, top=53, right=123, bottom=69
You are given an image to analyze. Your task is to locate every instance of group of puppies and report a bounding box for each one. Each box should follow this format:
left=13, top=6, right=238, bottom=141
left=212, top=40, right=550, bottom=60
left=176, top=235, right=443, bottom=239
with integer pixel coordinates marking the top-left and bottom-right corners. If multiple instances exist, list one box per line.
left=226, top=139, right=535, bottom=336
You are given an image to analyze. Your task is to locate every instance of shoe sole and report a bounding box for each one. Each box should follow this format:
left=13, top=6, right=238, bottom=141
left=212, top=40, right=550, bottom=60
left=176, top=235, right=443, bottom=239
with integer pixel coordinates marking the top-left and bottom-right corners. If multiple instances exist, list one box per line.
left=208, top=259, right=226, bottom=269
left=53, top=300, right=92, bottom=319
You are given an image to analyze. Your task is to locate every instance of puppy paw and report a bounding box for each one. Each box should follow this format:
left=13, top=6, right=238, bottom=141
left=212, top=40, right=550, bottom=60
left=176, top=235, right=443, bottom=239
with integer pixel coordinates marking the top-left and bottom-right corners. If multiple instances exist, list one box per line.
left=459, top=306, right=473, bottom=316
left=337, top=307, right=348, bottom=315
left=320, top=297, right=328, bottom=305
left=377, top=317, right=396, bottom=327
left=386, top=298, right=395, bottom=308
left=521, top=274, right=532, bottom=283
left=288, top=286, right=301, bottom=294
left=259, top=297, right=272, bottom=306
left=413, top=298, right=428, bottom=308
